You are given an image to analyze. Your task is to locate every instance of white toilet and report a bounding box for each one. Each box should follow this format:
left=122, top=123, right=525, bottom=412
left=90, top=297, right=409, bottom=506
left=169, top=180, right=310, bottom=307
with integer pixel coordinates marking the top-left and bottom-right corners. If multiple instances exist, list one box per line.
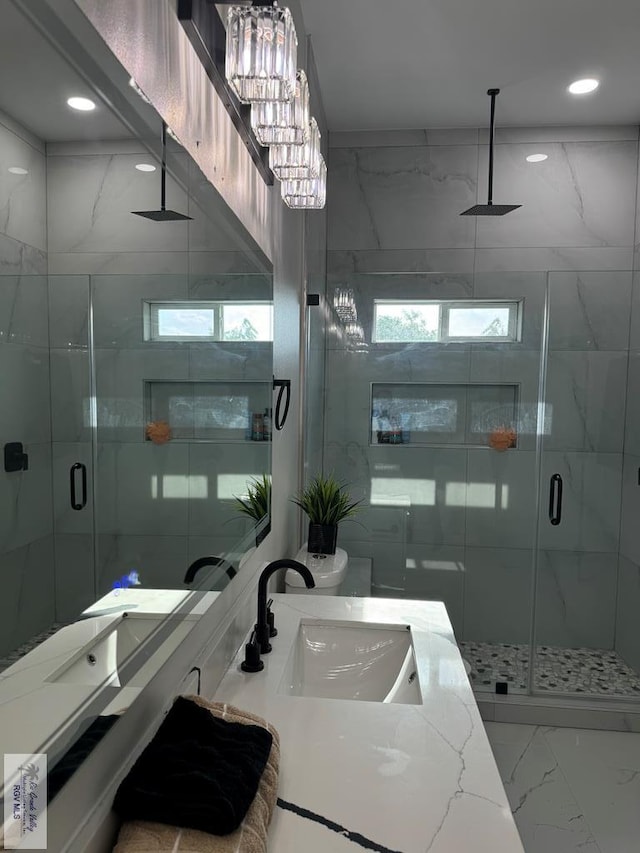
left=285, top=545, right=348, bottom=596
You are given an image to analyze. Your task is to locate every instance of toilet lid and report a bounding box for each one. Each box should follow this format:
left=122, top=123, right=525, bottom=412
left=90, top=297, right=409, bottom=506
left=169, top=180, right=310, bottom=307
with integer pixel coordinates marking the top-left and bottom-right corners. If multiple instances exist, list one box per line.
left=285, top=563, right=346, bottom=588
left=286, top=547, right=348, bottom=587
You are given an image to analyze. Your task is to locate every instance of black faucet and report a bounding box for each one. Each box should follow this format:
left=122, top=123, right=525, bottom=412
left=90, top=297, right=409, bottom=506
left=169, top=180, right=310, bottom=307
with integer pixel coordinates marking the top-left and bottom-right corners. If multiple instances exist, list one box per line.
left=184, top=556, right=237, bottom=586
left=255, top=559, right=315, bottom=654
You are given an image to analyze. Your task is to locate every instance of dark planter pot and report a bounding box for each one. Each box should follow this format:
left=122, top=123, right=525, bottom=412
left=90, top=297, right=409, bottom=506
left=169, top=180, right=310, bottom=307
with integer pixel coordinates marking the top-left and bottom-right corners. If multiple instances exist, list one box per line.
left=307, top=522, right=338, bottom=555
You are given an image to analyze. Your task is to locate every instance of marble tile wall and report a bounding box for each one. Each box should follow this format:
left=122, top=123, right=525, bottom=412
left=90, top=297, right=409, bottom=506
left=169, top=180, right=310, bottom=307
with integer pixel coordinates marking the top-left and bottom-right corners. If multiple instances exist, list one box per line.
left=0, top=113, right=53, bottom=656
left=325, top=126, right=638, bottom=655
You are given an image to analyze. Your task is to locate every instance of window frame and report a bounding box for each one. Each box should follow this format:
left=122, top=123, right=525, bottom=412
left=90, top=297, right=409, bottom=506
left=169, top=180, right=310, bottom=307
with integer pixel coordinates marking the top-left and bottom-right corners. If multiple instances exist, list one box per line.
left=372, top=298, right=522, bottom=344
left=442, top=300, right=520, bottom=342
left=144, top=300, right=273, bottom=343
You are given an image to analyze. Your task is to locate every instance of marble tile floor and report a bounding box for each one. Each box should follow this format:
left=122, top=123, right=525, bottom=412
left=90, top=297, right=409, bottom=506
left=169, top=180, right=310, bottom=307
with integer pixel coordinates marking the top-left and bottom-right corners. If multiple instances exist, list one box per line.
left=485, top=722, right=640, bottom=853
left=459, top=640, right=640, bottom=697
left=0, top=623, right=67, bottom=673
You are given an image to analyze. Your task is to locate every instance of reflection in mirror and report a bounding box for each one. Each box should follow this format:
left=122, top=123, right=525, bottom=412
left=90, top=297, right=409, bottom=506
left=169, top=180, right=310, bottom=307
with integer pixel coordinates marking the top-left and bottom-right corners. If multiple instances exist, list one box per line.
left=232, top=473, right=272, bottom=547
left=0, top=0, right=272, bottom=798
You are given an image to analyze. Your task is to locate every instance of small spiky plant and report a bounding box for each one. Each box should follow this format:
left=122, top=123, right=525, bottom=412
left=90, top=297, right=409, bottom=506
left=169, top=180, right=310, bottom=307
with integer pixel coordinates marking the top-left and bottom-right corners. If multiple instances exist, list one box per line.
left=233, top=474, right=271, bottom=521
left=292, top=474, right=362, bottom=525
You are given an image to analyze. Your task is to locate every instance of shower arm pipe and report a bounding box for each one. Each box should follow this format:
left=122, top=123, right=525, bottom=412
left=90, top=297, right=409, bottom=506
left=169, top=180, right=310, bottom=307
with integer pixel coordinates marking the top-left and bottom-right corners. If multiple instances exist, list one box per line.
left=486, top=88, right=499, bottom=207
left=161, top=122, right=167, bottom=212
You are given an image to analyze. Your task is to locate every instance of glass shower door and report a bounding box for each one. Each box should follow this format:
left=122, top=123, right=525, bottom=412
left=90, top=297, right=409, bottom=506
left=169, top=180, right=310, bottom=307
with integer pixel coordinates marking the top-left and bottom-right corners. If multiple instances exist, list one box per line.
left=0, top=274, right=97, bottom=672
left=48, top=275, right=97, bottom=623
left=456, top=272, right=547, bottom=696
left=91, top=272, right=274, bottom=597
left=532, top=270, right=640, bottom=699
left=320, top=270, right=549, bottom=697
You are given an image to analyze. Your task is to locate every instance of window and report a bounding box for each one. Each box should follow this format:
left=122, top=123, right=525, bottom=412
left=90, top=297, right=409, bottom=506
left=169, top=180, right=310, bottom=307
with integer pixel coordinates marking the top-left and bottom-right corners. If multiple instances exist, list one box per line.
left=372, top=300, right=521, bottom=343
left=144, top=301, right=273, bottom=342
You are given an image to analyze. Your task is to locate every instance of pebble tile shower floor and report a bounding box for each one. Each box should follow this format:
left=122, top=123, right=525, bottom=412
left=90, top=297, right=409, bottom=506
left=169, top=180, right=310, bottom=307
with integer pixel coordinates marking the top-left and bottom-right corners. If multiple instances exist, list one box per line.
left=0, top=623, right=67, bottom=673
left=459, top=640, right=640, bottom=697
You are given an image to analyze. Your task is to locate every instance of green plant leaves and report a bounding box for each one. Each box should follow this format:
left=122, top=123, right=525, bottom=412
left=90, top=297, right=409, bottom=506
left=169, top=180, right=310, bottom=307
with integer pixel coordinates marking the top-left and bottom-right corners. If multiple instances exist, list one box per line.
left=233, top=474, right=271, bottom=521
left=291, top=474, right=362, bottom=525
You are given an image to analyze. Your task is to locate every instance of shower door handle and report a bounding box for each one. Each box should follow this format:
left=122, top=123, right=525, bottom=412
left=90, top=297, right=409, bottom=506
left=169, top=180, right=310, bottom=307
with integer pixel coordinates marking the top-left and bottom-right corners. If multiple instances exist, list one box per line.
left=273, top=378, right=291, bottom=431
left=548, top=473, right=562, bottom=526
left=70, top=462, right=87, bottom=511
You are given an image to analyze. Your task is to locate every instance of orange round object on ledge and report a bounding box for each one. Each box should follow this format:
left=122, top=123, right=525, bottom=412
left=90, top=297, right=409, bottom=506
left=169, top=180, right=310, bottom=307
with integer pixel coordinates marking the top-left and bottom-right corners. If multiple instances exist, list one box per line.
left=145, top=421, right=172, bottom=444
left=488, top=426, right=516, bottom=451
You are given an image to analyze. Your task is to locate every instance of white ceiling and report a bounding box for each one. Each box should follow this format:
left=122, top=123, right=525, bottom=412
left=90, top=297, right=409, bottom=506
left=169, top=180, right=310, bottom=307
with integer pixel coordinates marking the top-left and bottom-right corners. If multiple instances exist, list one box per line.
left=299, top=0, right=640, bottom=131
left=0, top=1, right=129, bottom=142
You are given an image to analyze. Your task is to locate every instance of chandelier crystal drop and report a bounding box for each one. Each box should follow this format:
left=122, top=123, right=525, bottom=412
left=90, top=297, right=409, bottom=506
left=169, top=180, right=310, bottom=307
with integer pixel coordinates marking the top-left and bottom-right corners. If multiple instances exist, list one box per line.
left=280, top=155, right=326, bottom=209
left=270, top=116, right=320, bottom=180
left=333, top=287, right=357, bottom=322
left=344, top=321, right=365, bottom=342
left=225, top=4, right=298, bottom=104
left=251, top=69, right=310, bottom=146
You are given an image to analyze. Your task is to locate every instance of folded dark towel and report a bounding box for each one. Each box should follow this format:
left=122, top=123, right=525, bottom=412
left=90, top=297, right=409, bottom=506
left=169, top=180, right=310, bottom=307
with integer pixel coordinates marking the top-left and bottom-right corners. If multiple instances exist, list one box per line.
left=113, top=696, right=273, bottom=836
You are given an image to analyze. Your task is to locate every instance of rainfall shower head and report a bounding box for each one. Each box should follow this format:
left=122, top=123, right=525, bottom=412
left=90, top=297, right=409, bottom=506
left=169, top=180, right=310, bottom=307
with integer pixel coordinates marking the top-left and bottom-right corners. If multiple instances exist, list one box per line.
left=132, top=208, right=192, bottom=222
left=132, top=122, right=192, bottom=222
left=461, top=89, right=521, bottom=217
left=461, top=203, right=521, bottom=217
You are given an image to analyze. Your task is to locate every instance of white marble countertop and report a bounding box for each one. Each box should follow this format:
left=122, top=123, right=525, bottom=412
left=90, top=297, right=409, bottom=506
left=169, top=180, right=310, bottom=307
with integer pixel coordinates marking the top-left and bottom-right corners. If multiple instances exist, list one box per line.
left=0, top=588, right=217, bottom=759
left=213, top=594, right=524, bottom=853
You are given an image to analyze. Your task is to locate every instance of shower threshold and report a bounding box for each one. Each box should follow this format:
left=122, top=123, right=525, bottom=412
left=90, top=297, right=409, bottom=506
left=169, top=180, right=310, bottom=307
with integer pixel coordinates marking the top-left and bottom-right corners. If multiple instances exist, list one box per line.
left=459, top=640, right=640, bottom=698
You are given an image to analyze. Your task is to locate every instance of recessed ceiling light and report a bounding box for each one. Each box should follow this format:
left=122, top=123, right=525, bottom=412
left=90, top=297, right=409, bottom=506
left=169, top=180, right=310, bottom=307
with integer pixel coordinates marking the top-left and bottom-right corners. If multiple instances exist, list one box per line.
left=8, top=166, right=28, bottom=175
left=568, top=78, right=599, bottom=95
left=526, top=154, right=548, bottom=163
left=67, top=96, right=96, bottom=112
left=135, top=163, right=156, bottom=172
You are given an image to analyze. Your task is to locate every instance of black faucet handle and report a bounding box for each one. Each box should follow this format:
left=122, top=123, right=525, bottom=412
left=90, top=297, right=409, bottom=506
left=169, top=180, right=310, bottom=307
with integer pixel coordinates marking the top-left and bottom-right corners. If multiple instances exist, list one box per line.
left=255, top=619, right=272, bottom=654
left=267, top=599, right=278, bottom=638
left=240, top=630, right=264, bottom=673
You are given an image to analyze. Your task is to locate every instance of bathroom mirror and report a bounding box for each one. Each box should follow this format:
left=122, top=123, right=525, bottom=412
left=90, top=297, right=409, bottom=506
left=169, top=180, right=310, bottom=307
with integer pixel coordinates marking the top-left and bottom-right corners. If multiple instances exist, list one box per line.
left=0, top=2, right=272, bottom=683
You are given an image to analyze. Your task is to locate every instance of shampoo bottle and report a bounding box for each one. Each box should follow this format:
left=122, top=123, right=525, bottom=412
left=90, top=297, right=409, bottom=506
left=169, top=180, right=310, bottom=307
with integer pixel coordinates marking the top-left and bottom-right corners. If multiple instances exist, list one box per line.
left=252, top=412, right=264, bottom=441
left=263, top=408, right=272, bottom=441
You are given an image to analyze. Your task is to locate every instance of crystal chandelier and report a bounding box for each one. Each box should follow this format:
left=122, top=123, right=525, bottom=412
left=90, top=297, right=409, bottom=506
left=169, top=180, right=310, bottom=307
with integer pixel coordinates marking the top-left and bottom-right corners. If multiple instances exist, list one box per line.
left=224, top=3, right=326, bottom=209
left=251, top=69, right=310, bottom=146
left=333, top=287, right=357, bottom=322
left=270, top=116, right=320, bottom=180
left=225, top=2, right=298, bottom=103
left=280, top=155, right=326, bottom=209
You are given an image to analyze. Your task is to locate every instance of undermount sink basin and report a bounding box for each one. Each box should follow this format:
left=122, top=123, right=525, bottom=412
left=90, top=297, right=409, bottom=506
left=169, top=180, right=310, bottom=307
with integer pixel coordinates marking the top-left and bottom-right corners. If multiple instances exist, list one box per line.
left=278, top=619, right=422, bottom=704
left=46, top=612, right=195, bottom=688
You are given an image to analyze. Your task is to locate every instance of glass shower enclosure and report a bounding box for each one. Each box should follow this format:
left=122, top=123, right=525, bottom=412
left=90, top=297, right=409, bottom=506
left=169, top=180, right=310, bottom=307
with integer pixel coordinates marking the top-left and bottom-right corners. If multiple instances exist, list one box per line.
left=318, top=269, right=639, bottom=703
left=0, top=271, right=273, bottom=670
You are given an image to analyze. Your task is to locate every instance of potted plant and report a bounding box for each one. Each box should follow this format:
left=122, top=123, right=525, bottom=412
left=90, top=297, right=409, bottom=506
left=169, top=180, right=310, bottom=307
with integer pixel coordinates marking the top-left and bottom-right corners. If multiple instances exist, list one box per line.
left=292, top=473, right=362, bottom=555
left=233, top=474, right=271, bottom=546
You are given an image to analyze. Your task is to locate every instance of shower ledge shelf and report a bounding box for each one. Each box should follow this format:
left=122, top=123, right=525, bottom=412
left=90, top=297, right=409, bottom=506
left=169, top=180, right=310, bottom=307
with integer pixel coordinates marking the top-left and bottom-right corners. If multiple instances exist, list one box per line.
left=369, top=441, right=518, bottom=449
left=145, top=438, right=272, bottom=444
